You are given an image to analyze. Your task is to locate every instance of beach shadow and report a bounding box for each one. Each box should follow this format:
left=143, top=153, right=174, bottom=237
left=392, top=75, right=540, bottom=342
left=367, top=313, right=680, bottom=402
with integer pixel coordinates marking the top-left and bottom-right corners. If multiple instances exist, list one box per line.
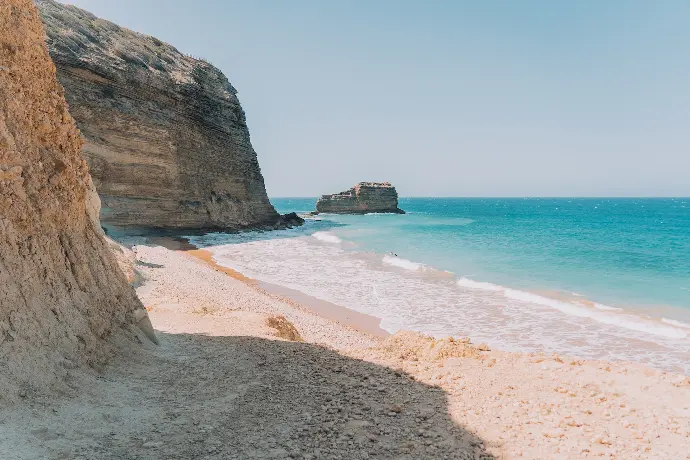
left=94, top=332, right=496, bottom=459
left=4, top=331, right=497, bottom=459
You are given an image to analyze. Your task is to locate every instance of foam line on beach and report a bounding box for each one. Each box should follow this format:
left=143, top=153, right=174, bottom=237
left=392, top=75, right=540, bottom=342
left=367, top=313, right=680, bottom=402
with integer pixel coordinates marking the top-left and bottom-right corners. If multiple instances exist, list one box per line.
left=382, top=255, right=426, bottom=271
left=457, top=277, right=688, bottom=340
left=312, top=231, right=342, bottom=244
left=662, top=318, right=690, bottom=329
left=180, top=231, right=690, bottom=372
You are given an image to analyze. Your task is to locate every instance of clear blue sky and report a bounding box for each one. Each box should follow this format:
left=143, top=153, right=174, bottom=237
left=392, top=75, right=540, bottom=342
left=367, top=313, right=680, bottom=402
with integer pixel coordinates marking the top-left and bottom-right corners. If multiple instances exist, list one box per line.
left=65, top=0, right=690, bottom=197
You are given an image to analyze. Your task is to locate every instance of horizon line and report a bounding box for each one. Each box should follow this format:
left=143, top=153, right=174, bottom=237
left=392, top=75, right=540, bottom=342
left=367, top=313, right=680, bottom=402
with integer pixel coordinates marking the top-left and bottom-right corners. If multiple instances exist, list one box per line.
left=270, top=196, right=690, bottom=199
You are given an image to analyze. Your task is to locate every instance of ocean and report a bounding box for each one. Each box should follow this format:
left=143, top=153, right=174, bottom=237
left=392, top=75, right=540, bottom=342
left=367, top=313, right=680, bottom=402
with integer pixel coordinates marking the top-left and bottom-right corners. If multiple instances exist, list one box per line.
left=188, top=198, right=690, bottom=373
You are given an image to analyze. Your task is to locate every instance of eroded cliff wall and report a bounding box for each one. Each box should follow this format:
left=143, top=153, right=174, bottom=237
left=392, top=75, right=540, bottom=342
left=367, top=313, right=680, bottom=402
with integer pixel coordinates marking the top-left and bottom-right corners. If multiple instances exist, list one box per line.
left=0, top=0, right=151, bottom=402
left=37, top=0, right=282, bottom=230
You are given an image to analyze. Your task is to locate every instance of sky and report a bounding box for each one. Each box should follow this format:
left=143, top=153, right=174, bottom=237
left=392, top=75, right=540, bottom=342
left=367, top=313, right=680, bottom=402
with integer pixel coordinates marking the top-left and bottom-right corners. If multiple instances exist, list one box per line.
left=64, top=0, right=690, bottom=197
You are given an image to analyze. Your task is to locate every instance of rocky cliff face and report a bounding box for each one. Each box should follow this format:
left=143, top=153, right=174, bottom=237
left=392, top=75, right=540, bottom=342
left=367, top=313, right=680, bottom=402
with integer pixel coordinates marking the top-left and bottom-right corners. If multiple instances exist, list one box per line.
left=315, top=182, right=405, bottom=214
left=0, top=0, right=153, bottom=403
left=37, top=0, right=285, bottom=230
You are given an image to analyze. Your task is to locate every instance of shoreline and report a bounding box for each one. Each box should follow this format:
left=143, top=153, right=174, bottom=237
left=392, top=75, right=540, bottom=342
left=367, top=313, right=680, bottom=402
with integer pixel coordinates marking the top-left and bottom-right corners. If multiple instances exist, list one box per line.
left=18, top=235, right=684, bottom=458
left=149, top=236, right=389, bottom=338
left=149, top=234, right=690, bottom=375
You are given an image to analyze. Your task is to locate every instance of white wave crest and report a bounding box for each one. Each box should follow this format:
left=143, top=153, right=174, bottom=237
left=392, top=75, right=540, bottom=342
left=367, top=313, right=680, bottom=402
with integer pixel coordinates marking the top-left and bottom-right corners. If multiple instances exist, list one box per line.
left=593, top=303, right=623, bottom=312
left=457, top=277, right=503, bottom=292
left=456, top=277, right=686, bottom=339
left=312, top=232, right=342, bottom=244
left=503, top=289, right=687, bottom=339
left=661, top=318, right=690, bottom=329
left=382, top=255, right=424, bottom=271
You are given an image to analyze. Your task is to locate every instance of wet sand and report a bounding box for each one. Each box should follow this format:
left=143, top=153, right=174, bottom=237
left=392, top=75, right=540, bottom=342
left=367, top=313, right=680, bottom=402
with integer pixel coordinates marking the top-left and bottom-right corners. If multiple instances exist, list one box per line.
left=151, top=236, right=389, bottom=338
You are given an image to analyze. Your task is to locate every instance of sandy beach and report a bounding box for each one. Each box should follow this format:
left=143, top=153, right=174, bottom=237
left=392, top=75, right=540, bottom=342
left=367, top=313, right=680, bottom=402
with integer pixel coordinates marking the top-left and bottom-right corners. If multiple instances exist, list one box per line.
left=4, top=2, right=687, bottom=459
left=2, top=239, right=688, bottom=459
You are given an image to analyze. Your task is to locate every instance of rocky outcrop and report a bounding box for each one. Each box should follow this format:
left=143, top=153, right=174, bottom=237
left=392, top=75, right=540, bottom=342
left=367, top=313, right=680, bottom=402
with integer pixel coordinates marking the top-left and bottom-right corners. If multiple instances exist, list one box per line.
left=0, top=0, right=154, bottom=403
left=315, top=182, right=405, bottom=214
left=37, top=0, right=291, bottom=230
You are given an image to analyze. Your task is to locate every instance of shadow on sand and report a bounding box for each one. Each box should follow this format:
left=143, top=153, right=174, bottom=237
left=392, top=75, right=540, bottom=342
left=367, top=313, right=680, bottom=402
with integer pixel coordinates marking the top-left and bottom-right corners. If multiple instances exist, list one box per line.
left=80, top=332, right=497, bottom=459
left=2, top=331, right=498, bottom=459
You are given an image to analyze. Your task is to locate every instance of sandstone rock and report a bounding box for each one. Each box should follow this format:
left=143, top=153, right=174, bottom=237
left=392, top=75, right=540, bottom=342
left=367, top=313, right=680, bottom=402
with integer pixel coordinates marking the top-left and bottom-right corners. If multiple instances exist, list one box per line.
left=105, top=236, right=139, bottom=285
left=315, top=182, right=405, bottom=214
left=266, top=315, right=304, bottom=342
left=0, top=0, right=154, bottom=403
left=377, top=331, right=481, bottom=362
left=37, top=0, right=291, bottom=230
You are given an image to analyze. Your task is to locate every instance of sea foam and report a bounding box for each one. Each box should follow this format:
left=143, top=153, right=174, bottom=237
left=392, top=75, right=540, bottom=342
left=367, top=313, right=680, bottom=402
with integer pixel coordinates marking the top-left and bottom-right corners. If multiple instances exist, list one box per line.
left=456, top=278, right=687, bottom=340
left=382, top=255, right=425, bottom=271
left=312, top=231, right=342, bottom=244
left=504, top=289, right=687, bottom=339
left=662, top=318, right=690, bottom=329
left=457, top=277, right=503, bottom=292
left=194, top=229, right=690, bottom=374
left=593, top=303, right=623, bottom=312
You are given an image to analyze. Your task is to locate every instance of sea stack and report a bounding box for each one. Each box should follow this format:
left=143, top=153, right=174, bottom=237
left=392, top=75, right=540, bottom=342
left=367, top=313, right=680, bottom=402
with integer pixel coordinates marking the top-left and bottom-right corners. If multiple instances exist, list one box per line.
left=0, top=0, right=153, bottom=402
left=37, top=0, right=294, bottom=230
left=315, top=182, right=405, bottom=214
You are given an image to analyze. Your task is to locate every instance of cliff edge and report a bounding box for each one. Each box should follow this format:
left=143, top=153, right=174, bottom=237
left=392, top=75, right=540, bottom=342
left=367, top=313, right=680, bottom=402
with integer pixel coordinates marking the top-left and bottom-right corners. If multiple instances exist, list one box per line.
left=37, top=0, right=287, bottom=230
left=315, top=182, right=405, bottom=214
left=0, top=0, right=153, bottom=403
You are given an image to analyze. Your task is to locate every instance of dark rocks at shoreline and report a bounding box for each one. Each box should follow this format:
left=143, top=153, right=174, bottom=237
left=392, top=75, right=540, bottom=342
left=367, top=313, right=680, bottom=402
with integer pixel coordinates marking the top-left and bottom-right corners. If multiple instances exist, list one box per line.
left=280, top=212, right=305, bottom=228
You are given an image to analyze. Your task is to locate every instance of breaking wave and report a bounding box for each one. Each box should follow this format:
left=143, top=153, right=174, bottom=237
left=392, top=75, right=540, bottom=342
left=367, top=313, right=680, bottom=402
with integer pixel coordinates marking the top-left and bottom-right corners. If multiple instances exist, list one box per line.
left=382, top=255, right=426, bottom=271
left=312, top=231, right=342, bottom=244
left=189, top=227, right=690, bottom=373
left=662, top=318, right=690, bottom=329
left=457, top=277, right=687, bottom=339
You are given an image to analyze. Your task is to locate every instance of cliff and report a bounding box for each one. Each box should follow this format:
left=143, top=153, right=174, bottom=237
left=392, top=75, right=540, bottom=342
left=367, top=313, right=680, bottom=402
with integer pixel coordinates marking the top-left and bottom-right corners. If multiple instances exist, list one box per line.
left=37, top=0, right=289, bottom=230
left=0, top=0, right=153, bottom=403
left=315, top=182, right=405, bottom=214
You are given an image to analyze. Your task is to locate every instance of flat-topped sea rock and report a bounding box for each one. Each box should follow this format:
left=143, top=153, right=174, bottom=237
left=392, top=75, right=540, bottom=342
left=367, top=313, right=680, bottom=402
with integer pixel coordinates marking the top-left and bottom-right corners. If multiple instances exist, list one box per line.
left=37, top=0, right=293, bottom=230
left=315, top=182, right=405, bottom=214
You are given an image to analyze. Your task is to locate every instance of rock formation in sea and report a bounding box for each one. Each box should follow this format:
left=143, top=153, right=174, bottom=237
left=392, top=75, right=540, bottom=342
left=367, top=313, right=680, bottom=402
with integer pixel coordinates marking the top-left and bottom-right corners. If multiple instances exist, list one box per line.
left=315, top=182, right=405, bottom=214
left=0, top=0, right=154, bottom=403
left=37, top=0, right=296, bottom=230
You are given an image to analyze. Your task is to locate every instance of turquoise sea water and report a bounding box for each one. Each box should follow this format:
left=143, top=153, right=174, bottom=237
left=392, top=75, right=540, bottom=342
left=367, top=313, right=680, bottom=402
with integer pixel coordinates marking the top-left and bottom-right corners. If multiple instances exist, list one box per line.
left=189, top=198, right=690, bottom=373
left=280, top=198, right=690, bottom=310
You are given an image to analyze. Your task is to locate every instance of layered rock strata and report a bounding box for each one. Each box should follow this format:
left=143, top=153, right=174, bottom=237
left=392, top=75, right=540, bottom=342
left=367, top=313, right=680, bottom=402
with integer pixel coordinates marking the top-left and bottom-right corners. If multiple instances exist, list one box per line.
left=37, top=0, right=289, bottom=230
left=0, top=0, right=153, bottom=403
left=315, top=182, right=405, bottom=214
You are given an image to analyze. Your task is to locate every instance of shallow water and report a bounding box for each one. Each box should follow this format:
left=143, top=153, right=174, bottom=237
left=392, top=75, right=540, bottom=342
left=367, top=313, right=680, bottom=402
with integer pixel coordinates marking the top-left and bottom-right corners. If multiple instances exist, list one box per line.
left=188, top=197, right=690, bottom=373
